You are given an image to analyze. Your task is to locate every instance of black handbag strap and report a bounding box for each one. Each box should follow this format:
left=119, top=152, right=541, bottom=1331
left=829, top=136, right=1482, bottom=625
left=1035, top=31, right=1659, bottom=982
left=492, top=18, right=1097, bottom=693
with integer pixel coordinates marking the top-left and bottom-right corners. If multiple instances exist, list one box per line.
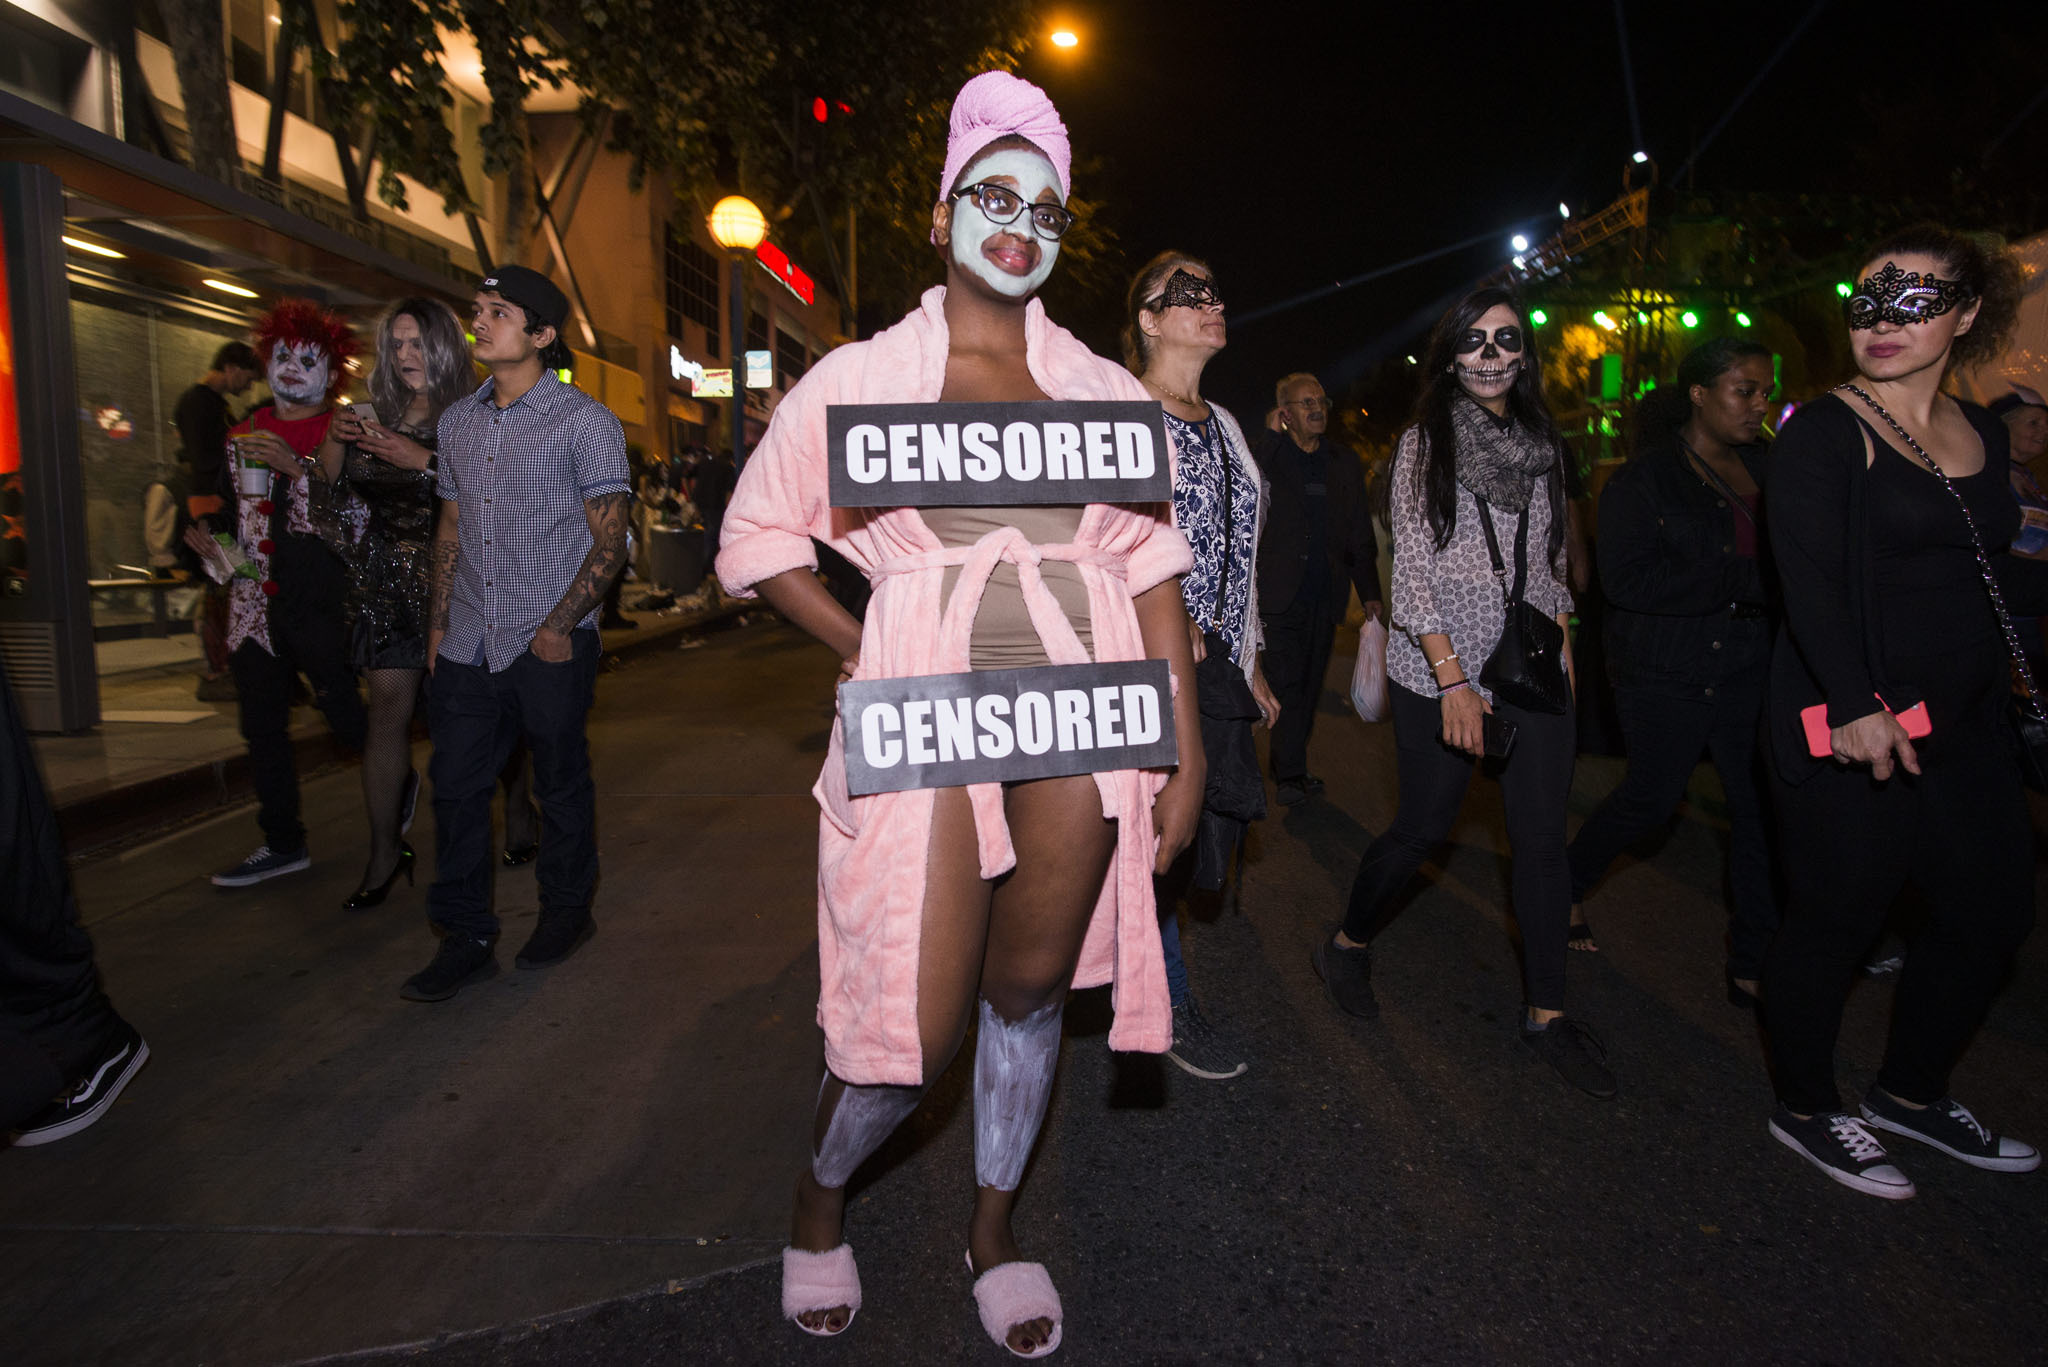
left=1839, top=382, right=2046, bottom=724
left=1473, top=496, right=1530, bottom=607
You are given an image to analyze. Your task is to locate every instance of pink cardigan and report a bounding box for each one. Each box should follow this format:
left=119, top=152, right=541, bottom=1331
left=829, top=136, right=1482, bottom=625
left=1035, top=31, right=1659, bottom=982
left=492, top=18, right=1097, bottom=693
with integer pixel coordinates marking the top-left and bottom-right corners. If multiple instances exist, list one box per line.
left=717, top=287, right=1194, bottom=1085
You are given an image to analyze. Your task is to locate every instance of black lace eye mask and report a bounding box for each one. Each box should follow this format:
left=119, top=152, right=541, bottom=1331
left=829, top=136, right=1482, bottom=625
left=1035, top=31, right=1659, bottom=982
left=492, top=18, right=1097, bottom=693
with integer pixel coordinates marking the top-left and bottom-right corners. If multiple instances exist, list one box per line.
left=1847, top=261, right=1974, bottom=330
left=1153, top=269, right=1223, bottom=312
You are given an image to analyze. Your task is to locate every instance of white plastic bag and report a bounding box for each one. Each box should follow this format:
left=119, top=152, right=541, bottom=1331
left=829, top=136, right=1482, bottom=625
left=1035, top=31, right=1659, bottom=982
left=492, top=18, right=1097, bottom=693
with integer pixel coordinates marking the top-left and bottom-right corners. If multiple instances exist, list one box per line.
left=1351, top=617, right=1390, bottom=722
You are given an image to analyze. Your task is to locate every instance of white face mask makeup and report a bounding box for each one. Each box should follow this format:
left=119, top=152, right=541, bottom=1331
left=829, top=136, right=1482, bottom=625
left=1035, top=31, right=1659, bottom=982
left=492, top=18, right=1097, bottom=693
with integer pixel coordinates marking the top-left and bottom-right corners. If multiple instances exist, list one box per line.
left=948, top=148, right=1064, bottom=299
left=267, top=341, right=332, bottom=407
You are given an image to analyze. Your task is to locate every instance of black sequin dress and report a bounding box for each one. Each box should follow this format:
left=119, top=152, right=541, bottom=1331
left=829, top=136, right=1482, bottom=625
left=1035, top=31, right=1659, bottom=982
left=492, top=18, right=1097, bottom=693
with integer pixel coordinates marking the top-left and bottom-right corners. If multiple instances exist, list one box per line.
left=341, top=421, right=437, bottom=670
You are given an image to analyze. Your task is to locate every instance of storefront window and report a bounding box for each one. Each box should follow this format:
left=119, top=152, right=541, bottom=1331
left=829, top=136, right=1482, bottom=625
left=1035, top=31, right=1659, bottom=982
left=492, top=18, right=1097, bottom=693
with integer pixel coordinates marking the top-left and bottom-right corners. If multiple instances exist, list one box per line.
left=70, top=293, right=251, bottom=582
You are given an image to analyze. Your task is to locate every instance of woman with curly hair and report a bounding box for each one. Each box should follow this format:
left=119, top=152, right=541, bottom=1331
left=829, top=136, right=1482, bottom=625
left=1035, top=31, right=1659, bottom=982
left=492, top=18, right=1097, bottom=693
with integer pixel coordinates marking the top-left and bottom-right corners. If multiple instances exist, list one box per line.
left=1761, top=225, right=2047, bottom=1197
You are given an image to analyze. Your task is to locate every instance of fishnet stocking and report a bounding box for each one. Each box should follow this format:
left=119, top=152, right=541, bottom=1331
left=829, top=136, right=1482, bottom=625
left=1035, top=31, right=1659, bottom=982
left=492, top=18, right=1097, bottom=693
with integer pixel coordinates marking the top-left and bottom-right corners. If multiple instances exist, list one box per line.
left=357, top=667, right=421, bottom=890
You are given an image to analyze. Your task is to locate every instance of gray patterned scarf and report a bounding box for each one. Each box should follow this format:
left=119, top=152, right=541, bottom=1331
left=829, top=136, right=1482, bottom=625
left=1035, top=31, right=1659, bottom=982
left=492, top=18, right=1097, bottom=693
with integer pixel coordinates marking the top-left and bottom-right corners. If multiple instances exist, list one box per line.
left=1452, top=396, right=1555, bottom=512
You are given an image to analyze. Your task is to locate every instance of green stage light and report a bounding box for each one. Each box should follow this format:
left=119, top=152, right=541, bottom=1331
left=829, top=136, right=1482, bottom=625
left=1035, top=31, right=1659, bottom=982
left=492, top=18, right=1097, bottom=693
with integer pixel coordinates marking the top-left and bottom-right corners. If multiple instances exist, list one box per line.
left=1636, top=310, right=1649, bottom=325
left=1735, top=311, right=1753, bottom=327
left=1530, top=309, right=1548, bottom=326
left=1681, top=310, right=1700, bottom=328
left=1835, top=281, right=1852, bottom=298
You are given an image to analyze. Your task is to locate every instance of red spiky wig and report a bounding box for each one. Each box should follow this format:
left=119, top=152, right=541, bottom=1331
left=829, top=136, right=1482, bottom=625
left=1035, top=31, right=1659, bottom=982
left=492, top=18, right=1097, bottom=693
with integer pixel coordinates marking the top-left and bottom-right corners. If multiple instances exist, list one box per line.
left=252, top=299, right=358, bottom=399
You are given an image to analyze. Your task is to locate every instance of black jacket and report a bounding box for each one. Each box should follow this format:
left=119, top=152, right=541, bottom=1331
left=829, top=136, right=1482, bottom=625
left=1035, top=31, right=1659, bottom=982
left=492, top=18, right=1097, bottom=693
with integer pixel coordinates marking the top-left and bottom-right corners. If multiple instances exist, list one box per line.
left=1251, top=430, right=1380, bottom=612
left=1764, top=394, right=2048, bottom=779
left=1598, top=432, right=1771, bottom=699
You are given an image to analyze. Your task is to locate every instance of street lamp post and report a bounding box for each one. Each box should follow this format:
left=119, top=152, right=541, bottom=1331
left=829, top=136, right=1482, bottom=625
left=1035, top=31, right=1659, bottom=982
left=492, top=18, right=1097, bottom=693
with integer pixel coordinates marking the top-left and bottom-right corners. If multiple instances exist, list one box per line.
left=707, top=194, right=768, bottom=469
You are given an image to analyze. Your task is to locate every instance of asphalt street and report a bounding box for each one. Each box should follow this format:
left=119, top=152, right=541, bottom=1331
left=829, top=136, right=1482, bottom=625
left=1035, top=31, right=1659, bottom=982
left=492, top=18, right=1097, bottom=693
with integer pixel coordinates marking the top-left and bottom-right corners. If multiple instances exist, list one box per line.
left=9, top=618, right=2048, bottom=1365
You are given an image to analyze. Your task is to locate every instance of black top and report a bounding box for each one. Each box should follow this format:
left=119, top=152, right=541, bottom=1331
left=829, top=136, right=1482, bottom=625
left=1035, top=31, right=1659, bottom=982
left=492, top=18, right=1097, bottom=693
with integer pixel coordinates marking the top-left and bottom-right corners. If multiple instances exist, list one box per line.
left=1597, top=430, right=1772, bottom=698
left=1251, top=429, right=1380, bottom=612
left=1764, top=393, right=2048, bottom=777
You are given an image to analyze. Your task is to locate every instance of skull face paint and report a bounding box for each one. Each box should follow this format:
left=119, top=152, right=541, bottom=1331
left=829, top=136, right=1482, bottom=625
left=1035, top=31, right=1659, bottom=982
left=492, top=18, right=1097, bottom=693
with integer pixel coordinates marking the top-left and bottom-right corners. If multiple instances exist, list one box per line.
left=1453, top=303, right=1523, bottom=403
left=266, top=340, right=332, bottom=407
left=947, top=147, right=1063, bottom=299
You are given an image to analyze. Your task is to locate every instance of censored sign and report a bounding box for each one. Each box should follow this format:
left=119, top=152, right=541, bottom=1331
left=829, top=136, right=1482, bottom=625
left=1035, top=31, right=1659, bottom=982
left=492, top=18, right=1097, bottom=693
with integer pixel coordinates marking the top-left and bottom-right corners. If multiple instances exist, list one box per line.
left=840, top=659, right=1178, bottom=796
left=826, top=401, right=1171, bottom=508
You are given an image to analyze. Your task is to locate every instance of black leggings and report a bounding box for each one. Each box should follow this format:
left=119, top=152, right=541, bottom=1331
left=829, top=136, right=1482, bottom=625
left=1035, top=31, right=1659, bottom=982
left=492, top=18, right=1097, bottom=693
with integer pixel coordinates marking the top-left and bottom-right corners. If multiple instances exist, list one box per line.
left=1762, top=715, right=2035, bottom=1114
left=1343, top=683, right=1578, bottom=1011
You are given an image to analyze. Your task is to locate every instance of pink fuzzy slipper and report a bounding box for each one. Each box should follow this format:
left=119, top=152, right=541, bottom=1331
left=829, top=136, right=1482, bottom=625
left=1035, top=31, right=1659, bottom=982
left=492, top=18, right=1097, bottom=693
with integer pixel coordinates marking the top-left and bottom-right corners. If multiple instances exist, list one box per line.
left=783, top=1244, right=861, bottom=1337
left=968, top=1254, right=1064, bottom=1358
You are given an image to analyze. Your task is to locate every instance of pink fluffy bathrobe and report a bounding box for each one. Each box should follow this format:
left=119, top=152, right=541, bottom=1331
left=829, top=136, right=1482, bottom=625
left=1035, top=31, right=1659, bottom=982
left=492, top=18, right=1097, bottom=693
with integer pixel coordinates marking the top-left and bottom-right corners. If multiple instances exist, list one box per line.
left=717, top=287, right=1194, bottom=1086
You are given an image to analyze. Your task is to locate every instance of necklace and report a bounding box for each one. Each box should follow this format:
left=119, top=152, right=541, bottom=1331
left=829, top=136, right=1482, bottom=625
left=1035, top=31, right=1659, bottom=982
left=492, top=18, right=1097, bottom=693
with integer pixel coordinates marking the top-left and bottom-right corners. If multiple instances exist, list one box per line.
left=1145, top=375, right=1201, bottom=408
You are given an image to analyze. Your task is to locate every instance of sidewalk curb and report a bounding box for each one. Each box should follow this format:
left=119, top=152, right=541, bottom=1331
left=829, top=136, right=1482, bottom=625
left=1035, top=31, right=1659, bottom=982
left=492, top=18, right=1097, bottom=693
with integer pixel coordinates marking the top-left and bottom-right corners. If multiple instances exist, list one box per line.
left=55, top=600, right=755, bottom=852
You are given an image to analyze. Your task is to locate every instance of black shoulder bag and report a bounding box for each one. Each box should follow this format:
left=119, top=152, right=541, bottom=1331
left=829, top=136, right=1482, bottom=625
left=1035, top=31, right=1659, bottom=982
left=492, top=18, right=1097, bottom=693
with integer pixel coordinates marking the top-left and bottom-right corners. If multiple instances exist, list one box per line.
left=1842, top=383, right=2048, bottom=790
left=1474, top=496, right=1570, bottom=715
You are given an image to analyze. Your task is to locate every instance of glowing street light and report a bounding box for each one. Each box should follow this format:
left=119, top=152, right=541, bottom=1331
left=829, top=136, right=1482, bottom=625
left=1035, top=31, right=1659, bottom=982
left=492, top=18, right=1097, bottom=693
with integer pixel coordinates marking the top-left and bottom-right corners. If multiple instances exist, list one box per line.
left=1050, top=29, right=1079, bottom=47
left=1558, top=202, right=1570, bottom=218
left=1510, top=233, right=1530, bottom=253
left=1632, top=150, right=1649, bottom=164
left=708, top=195, right=769, bottom=466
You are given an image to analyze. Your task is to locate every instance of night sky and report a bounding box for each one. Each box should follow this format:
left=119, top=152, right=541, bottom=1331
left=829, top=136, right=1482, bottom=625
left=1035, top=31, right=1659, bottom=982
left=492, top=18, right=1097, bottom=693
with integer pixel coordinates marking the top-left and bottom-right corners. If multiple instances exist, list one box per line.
left=1012, top=0, right=2048, bottom=425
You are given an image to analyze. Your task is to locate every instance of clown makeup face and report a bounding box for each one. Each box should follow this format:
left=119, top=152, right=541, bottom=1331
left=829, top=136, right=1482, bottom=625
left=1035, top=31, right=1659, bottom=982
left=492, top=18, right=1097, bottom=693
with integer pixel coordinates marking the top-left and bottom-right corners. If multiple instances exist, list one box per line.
left=945, top=147, right=1064, bottom=299
left=1454, top=303, right=1523, bottom=407
left=266, top=339, right=332, bottom=409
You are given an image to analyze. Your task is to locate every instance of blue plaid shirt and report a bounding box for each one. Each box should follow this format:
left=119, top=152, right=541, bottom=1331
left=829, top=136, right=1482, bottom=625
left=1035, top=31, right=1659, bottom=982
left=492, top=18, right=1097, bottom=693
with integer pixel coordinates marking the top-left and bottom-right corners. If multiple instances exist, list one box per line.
left=435, top=372, right=630, bottom=672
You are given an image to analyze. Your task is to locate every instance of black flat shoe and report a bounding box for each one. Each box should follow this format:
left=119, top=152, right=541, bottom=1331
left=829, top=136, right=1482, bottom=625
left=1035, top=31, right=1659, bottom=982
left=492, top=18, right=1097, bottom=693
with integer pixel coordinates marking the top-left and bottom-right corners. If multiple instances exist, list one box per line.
left=503, top=841, right=540, bottom=867
left=344, top=843, right=415, bottom=910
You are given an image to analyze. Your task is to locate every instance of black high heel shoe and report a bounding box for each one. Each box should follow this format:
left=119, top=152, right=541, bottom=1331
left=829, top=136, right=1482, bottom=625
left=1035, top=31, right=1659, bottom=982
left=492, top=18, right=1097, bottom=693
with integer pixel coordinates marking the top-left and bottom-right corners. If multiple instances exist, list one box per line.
left=344, top=843, right=415, bottom=910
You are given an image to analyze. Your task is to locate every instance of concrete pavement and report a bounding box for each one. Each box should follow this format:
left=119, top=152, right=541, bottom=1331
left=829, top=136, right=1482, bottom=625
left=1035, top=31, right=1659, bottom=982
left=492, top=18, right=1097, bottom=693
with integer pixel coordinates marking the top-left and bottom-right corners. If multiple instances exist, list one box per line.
left=8, top=620, right=2048, bottom=1364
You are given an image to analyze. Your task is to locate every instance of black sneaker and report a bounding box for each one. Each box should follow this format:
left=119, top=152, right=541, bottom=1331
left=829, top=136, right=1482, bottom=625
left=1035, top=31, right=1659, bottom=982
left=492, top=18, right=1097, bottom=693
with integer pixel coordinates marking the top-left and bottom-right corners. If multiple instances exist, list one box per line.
left=1860, top=1091, right=2041, bottom=1173
left=400, top=935, right=497, bottom=1001
left=515, top=914, right=595, bottom=970
left=1275, top=779, right=1308, bottom=807
left=1166, top=1000, right=1248, bottom=1080
left=1310, top=931, right=1379, bottom=1019
left=211, top=844, right=311, bottom=888
left=12, top=1021, right=150, bottom=1147
left=1520, top=1018, right=1617, bottom=1099
left=1302, top=774, right=1327, bottom=795
left=1769, top=1106, right=1915, bottom=1199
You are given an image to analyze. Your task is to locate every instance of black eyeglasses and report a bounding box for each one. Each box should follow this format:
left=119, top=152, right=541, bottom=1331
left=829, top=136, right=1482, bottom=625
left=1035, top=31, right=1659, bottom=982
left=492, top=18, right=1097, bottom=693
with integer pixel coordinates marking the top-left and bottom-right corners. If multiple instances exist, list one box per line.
left=1455, top=326, right=1525, bottom=355
left=951, top=183, right=1076, bottom=241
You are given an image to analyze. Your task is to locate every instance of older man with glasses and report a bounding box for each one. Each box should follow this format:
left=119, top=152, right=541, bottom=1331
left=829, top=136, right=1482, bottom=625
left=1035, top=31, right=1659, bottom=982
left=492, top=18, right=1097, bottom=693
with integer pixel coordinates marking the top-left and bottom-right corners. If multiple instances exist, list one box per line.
left=1253, top=373, right=1382, bottom=805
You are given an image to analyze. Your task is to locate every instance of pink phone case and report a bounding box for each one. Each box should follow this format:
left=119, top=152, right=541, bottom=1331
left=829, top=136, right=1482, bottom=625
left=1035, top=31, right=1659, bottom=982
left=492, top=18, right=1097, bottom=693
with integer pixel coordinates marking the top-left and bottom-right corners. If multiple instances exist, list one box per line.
left=1802, top=697, right=1931, bottom=758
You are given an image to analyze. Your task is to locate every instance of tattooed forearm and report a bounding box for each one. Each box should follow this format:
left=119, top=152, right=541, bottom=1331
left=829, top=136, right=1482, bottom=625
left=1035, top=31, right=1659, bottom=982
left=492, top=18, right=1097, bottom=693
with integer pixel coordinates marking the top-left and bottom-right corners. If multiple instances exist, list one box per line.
left=543, top=491, right=630, bottom=635
left=428, top=499, right=460, bottom=632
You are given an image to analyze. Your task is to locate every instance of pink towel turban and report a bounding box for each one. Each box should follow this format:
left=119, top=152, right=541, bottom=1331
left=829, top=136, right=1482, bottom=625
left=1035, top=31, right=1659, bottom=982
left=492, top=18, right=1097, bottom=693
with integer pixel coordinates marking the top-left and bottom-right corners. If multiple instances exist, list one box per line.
left=938, top=70, right=1072, bottom=207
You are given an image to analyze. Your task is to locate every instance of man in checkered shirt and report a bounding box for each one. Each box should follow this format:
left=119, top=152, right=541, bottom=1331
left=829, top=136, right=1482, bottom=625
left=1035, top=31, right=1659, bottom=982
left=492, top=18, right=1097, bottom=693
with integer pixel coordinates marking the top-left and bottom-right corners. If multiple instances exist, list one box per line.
left=403, top=267, right=631, bottom=1002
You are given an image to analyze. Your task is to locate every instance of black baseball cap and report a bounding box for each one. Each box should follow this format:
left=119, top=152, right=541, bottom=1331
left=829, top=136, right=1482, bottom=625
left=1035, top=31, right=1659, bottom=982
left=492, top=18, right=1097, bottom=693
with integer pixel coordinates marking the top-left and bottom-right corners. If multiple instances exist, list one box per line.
left=477, top=265, right=568, bottom=334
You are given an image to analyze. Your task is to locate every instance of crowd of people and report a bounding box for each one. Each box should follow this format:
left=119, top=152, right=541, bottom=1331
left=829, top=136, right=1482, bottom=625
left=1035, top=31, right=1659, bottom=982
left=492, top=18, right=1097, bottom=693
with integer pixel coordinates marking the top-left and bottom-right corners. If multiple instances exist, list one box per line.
left=6, top=61, right=2044, bottom=1362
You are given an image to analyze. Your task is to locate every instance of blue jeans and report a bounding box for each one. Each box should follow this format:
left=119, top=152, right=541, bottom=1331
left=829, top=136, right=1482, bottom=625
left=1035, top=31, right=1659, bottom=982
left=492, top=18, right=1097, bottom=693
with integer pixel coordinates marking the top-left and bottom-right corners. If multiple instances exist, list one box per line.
left=426, top=629, right=600, bottom=938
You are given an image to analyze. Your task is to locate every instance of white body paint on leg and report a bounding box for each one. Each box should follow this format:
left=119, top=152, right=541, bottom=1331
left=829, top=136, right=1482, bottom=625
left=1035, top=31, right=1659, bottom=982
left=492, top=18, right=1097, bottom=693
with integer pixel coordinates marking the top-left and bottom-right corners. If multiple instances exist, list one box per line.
left=812, top=1073, right=925, bottom=1190
left=973, top=997, right=1064, bottom=1191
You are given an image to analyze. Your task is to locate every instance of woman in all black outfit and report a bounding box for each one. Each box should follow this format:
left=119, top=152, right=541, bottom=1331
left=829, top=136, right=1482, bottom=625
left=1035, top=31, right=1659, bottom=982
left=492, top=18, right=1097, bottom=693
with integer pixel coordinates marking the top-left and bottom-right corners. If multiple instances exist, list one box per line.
left=1567, top=339, right=1777, bottom=1002
left=1762, top=225, right=2044, bottom=1199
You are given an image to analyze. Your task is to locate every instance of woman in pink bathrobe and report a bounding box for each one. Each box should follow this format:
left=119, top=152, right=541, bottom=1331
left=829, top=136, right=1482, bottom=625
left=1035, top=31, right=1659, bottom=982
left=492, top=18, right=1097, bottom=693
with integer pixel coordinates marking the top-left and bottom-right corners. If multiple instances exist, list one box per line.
left=717, top=73, right=1201, bottom=1357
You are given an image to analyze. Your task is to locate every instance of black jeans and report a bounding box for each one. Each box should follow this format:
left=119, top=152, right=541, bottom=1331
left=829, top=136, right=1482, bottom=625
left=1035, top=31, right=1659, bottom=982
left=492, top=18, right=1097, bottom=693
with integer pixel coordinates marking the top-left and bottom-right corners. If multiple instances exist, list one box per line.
left=0, top=671, right=118, bottom=1121
left=427, top=629, right=601, bottom=938
left=1566, top=681, right=1779, bottom=978
left=230, top=610, right=367, bottom=855
left=1762, top=719, right=2035, bottom=1114
left=1343, top=683, right=1578, bottom=1011
left=1261, top=579, right=1338, bottom=782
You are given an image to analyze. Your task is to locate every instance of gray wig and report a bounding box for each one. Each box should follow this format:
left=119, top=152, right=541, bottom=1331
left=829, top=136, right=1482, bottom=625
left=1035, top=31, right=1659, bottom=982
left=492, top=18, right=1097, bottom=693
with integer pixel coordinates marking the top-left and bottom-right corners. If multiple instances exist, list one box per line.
left=367, top=297, right=474, bottom=428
